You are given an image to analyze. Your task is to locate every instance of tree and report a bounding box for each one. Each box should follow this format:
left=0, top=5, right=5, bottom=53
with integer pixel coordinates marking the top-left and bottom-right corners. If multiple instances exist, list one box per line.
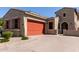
left=0, top=18, right=4, bottom=37
left=0, top=18, right=4, bottom=26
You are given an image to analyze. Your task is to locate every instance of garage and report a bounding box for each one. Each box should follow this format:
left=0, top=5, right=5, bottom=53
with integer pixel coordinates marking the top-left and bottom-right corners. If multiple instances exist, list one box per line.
left=27, top=19, right=45, bottom=36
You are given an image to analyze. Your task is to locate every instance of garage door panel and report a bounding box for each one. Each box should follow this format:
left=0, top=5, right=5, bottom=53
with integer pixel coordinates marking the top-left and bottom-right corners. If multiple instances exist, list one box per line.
left=27, top=20, right=45, bottom=35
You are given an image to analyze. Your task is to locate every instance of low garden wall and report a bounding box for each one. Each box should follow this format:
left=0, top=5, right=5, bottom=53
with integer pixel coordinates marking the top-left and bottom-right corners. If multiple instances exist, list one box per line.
left=4, top=29, right=21, bottom=37
left=47, top=29, right=57, bottom=35
left=63, top=30, right=79, bottom=36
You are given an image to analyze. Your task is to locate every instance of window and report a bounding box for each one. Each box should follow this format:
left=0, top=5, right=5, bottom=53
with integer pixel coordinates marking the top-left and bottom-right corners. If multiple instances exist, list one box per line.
left=63, top=13, right=66, bottom=17
left=49, top=22, right=53, bottom=29
left=14, top=19, right=19, bottom=29
left=6, top=20, right=9, bottom=29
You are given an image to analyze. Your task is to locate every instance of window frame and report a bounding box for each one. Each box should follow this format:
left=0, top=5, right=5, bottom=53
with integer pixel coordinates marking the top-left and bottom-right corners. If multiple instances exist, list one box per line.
left=63, top=13, right=66, bottom=17
left=6, top=20, right=10, bottom=29
left=48, top=22, right=53, bottom=29
left=13, top=18, right=20, bottom=29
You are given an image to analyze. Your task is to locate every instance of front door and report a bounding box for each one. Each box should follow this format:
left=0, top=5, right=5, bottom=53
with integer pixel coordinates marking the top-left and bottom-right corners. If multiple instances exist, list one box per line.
left=61, top=22, right=68, bottom=34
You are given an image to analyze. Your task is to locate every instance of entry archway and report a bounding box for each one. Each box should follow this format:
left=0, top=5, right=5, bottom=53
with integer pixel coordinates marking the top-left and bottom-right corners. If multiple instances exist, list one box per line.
left=61, top=22, right=68, bottom=34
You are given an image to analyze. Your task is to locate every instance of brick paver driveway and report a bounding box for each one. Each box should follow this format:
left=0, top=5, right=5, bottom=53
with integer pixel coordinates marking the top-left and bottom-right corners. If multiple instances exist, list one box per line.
left=0, top=35, right=79, bottom=52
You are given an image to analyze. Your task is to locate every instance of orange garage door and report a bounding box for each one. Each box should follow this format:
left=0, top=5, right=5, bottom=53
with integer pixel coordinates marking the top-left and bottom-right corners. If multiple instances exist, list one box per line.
left=27, top=19, right=45, bottom=36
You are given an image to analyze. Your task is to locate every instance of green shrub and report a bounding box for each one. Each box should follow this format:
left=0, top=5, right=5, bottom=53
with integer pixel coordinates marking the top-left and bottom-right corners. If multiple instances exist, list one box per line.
left=21, top=36, right=28, bottom=40
left=2, top=31, right=13, bottom=39
left=0, top=31, right=13, bottom=43
left=0, top=39, right=9, bottom=43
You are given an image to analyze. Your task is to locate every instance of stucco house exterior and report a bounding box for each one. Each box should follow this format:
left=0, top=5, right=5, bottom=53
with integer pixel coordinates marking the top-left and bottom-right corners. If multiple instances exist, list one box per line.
left=3, top=7, right=79, bottom=37
left=3, top=8, right=47, bottom=36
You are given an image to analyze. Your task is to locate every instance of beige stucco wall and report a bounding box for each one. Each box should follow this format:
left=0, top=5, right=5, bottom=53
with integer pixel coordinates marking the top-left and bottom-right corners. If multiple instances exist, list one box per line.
left=74, top=12, right=78, bottom=31
left=23, top=16, right=27, bottom=36
left=76, top=21, right=79, bottom=30
left=54, top=17, right=59, bottom=34
left=74, top=12, right=79, bottom=31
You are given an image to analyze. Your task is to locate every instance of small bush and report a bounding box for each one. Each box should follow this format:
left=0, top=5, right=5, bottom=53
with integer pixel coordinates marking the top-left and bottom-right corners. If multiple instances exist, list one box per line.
left=21, top=36, right=28, bottom=40
left=0, top=39, right=9, bottom=43
left=2, top=31, right=13, bottom=40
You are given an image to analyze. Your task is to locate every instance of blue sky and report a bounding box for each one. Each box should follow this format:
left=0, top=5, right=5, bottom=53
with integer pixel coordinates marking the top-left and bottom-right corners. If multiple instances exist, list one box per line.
left=0, top=7, right=62, bottom=18
left=0, top=7, right=79, bottom=18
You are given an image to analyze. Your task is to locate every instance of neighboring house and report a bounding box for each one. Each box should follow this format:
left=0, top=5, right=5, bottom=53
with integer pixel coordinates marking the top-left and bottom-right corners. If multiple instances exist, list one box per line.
left=3, top=7, right=79, bottom=37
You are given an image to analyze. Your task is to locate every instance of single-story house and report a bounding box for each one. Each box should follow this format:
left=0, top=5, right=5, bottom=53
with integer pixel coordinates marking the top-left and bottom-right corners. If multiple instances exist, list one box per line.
left=3, top=8, right=47, bottom=36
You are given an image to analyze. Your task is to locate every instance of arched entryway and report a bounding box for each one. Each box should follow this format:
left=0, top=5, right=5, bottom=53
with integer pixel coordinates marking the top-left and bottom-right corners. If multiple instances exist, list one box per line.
left=61, top=22, right=68, bottom=34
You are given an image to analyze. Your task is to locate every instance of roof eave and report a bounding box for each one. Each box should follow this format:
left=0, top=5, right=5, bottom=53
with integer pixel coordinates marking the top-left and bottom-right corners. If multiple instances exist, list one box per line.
left=25, top=12, right=48, bottom=20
